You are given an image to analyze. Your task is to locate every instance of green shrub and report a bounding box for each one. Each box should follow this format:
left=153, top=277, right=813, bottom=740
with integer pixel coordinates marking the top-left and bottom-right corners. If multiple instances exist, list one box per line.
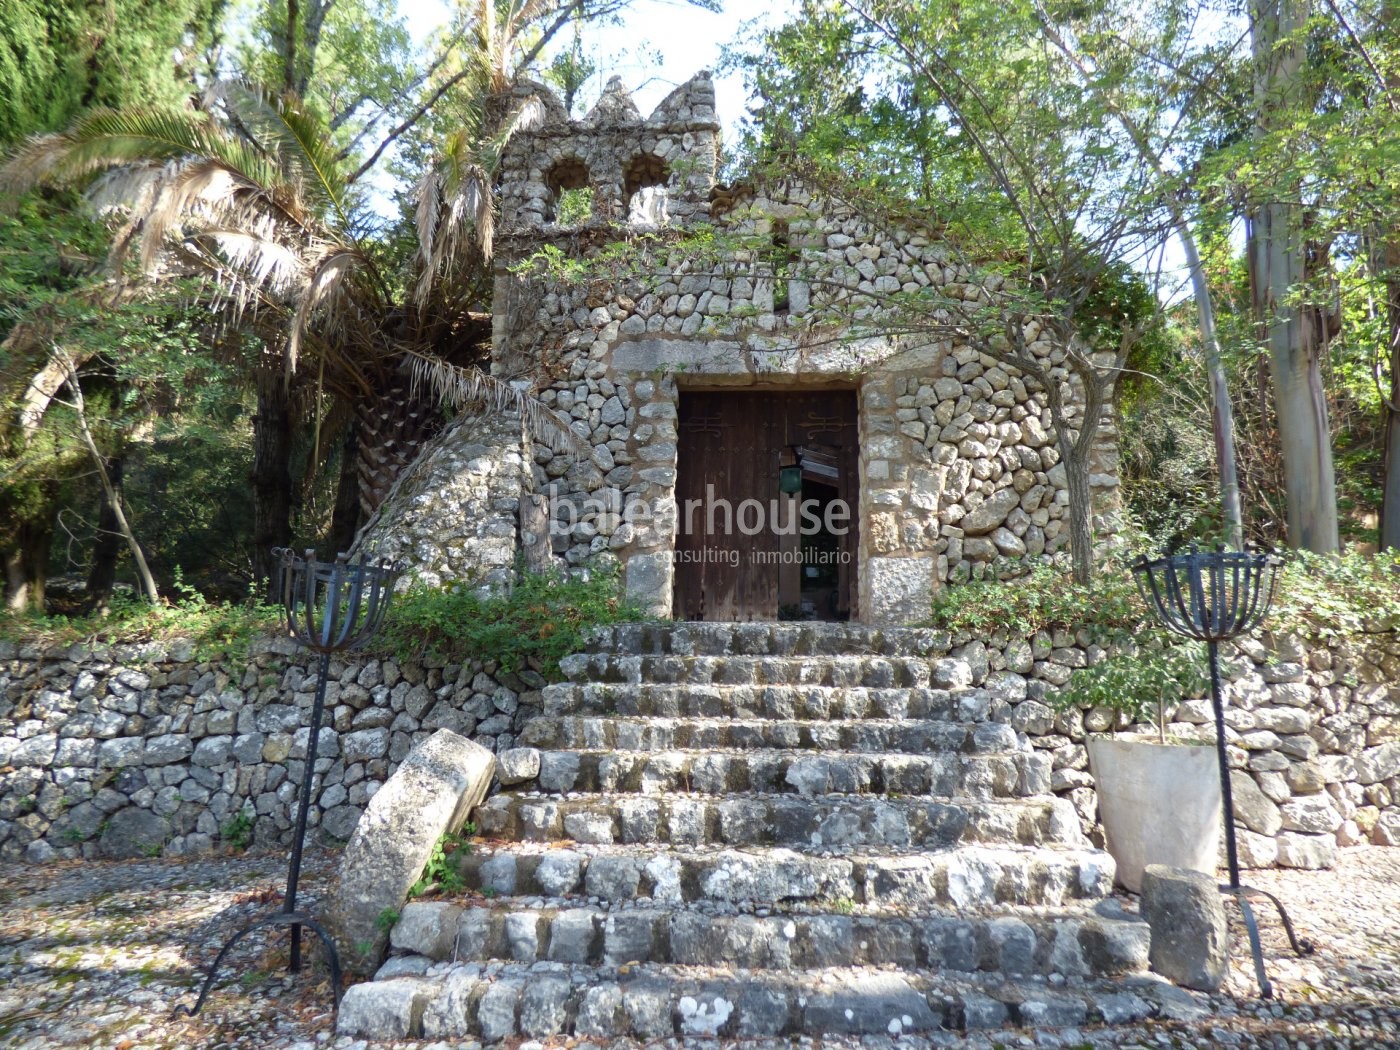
left=380, top=562, right=642, bottom=680
left=220, top=810, right=255, bottom=852
left=1049, top=642, right=1208, bottom=741
left=0, top=575, right=280, bottom=665
left=929, top=560, right=1142, bottom=640
left=408, top=827, right=473, bottom=898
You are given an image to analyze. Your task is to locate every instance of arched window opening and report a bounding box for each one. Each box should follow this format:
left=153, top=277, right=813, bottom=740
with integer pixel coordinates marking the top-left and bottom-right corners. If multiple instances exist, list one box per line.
left=544, top=157, right=592, bottom=224
left=623, top=153, right=671, bottom=224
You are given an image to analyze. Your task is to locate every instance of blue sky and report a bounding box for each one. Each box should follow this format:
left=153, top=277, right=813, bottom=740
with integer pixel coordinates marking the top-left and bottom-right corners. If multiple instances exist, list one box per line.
left=400, top=1, right=791, bottom=135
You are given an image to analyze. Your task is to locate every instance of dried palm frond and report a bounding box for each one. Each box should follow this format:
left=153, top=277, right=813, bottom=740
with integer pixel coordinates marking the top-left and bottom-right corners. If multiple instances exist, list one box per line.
left=0, top=107, right=281, bottom=210
left=403, top=349, right=592, bottom=461
left=288, top=247, right=381, bottom=376
left=410, top=93, right=544, bottom=310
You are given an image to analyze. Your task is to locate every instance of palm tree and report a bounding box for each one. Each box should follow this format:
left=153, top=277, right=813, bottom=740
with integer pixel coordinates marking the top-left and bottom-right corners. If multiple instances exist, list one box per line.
left=1, top=76, right=578, bottom=584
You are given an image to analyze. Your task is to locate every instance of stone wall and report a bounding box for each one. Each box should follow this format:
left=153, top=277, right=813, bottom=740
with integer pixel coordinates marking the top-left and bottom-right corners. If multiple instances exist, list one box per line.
left=962, top=628, right=1400, bottom=868
left=369, top=71, right=1121, bottom=624
left=356, top=410, right=528, bottom=593
left=0, top=636, right=542, bottom=863
left=3, top=627, right=1394, bottom=867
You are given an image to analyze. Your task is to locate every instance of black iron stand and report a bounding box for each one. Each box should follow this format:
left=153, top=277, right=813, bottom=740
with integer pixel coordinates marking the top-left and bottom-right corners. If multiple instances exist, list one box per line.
left=1206, top=639, right=1313, bottom=999
left=175, top=651, right=342, bottom=1018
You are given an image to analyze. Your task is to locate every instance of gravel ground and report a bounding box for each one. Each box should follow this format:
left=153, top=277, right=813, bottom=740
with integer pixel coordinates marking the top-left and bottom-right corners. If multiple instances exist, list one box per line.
left=1, top=847, right=1397, bottom=1050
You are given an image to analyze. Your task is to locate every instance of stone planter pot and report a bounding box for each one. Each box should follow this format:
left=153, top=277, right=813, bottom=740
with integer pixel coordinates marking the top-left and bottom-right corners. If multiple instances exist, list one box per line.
left=1087, top=736, right=1222, bottom=893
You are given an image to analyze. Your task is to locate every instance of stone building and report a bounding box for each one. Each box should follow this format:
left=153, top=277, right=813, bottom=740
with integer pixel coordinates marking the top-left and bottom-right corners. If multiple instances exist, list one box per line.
left=364, top=71, right=1120, bottom=624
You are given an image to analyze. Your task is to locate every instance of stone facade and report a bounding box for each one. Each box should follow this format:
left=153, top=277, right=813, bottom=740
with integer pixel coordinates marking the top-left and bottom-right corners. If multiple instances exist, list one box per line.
left=2, top=626, right=1396, bottom=865
left=364, top=70, right=1120, bottom=624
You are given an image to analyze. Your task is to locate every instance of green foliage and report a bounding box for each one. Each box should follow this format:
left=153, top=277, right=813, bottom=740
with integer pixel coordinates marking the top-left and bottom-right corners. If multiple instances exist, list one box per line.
left=929, top=561, right=1142, bottom=640
left=375, top=907, right=400, bottom=932
left=935, top=544, right=1400, bottom=740
left=0, top=0, right=217, bottom=146
left=555, top=186, right=595, bottom=226
left=220, top=809, right=255, bottom=851
left=381, top=563, right=642, bottom=680
left=1050, top=642, right=1208, bottom=734
left=1273, top=549, right=1400, bottom=637
left=0, top=585, right=281, bottom=664
left=408, top=827, right=473, bottom=899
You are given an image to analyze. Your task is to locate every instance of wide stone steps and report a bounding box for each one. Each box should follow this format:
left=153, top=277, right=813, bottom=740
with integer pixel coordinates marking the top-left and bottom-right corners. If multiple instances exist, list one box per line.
left=584, top=622, right=956, bottom=658
left=357, top=622, right=1157, bottom=1044
left=473, top=792, right=1087, bottom=850
left=559, top=652, right=969, bottom=689
left=522, top=747, right=1051, bottom=799
left=519, top=714, right=1023, bottom=754
left=391, top=897, right=1148, bottom=976
left=338, top=961, right=1201, bottom=1041
left=453, top=843, right=1114, bottom=909
left=541, top=681, right=1005, bottom=722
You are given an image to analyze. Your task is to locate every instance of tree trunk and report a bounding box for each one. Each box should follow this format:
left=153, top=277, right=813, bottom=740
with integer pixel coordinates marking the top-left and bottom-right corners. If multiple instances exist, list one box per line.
left=1248, top=0, right=1339, bottom=554
left=252, top=367, right=295, bottom=591
left=1061, top=439, right=1095, bottom=586
left=1179, top=224, right=1245, bottom=549
left=327, top=423, right=361, bottom=556
left=86, top=455, right=125, bottom=609
left=354, top=379, right=444, bottom=517
left=1380, top=256, right=1400, bottom=550
left=3, top=504, right=54, bottom=612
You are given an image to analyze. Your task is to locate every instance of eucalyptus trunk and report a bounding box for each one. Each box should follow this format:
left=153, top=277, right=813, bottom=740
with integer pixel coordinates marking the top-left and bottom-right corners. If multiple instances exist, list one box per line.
left=1248, top=0, right=1340, bottom=554
left=3, top=502, right=54, bottom=612
left=1179, top=224, right=1244, bottom=550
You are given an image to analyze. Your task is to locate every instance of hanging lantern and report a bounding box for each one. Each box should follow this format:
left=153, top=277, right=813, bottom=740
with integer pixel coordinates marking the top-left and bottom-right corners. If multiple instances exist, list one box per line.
left=780, top=464, right=803, bottom=494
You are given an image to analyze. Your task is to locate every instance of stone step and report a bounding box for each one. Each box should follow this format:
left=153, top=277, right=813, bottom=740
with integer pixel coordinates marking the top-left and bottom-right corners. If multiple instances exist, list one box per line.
left=388, top=897, right=1148, bottom=977
left=474, top=793, right=1087, bottom=850
left=338, top=960, right=1199, bottom=1042
left=559, top=653, right=974, bottom=690
left=583, top=622, right=955, bottom=658
left=541, top=682, right=1008, bottom=723
left=453, top=843, right=1115, bottom=909
left=519, top=715, right=1025, bottom=755
left=520, top=747, right=1051, bottom=799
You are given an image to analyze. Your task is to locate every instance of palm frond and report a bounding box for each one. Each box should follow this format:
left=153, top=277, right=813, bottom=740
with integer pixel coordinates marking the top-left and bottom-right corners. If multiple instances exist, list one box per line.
left=0, top=107, right=282, bottom=206
left=410, top=93, right=544, bottom=309
left=288, top=247, right=376, bottom=377
left=403, top=349, right=593, bottom=461
left=212, top=81, right=351, bottom=223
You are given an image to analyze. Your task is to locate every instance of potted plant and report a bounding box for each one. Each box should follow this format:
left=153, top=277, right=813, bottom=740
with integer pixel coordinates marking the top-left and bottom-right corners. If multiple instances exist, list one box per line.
left=1052, top=643, right=1220, bottom=893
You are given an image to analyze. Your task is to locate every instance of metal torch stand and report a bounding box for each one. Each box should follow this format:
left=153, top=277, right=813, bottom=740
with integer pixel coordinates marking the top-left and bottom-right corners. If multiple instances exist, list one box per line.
left=1205, top=638, right=1313, bottom=998
left=175, top=650, right=343, bottom=1017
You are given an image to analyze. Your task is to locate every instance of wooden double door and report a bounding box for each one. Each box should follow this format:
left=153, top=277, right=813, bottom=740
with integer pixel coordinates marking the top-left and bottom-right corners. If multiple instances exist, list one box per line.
left=673, top=389, right=859, bottom=621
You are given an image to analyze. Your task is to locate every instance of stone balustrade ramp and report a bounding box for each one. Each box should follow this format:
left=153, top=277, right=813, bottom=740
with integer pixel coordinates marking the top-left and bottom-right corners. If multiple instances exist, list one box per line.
left=338, top=623, right=1201, bottom=1040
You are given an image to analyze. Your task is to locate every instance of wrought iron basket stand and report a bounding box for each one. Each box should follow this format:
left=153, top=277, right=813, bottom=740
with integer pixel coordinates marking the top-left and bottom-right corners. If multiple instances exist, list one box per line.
left=176, top=549, right=398, bottom=1018
left=1132, top=547, right=1313, bottom=998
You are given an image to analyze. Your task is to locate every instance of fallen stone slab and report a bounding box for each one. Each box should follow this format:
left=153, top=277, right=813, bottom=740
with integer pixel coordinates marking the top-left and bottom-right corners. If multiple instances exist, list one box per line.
left=330, top=728, right=494, bottom=974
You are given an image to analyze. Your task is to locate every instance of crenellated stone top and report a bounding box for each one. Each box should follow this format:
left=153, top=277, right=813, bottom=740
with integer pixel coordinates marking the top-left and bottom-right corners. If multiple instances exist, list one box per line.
left=497, top=71, right=720, bottom=233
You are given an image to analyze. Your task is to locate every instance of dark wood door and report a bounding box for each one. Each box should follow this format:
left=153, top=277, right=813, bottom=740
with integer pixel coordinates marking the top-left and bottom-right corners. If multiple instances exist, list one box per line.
left=674, top=390, right=858, bottom=621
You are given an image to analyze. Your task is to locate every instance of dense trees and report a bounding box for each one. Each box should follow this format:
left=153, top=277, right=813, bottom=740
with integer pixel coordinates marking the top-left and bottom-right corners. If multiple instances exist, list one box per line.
left=1, top=0, right=694, bottom=610
left=729, top=0, right=1398, bottom=566
left=1, top=0, right=1396, bottom=609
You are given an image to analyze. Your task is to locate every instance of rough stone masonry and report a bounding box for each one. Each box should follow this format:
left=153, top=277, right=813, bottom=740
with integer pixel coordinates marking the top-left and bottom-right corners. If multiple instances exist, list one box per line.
left=357, top=70, right=1121, bottom=623
left=2, top=626, right=1396, bottom=866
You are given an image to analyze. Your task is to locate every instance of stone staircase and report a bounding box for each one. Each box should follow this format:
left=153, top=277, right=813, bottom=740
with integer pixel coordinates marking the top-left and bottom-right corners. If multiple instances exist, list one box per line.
left=344, top=624, right=1203, bottom=1040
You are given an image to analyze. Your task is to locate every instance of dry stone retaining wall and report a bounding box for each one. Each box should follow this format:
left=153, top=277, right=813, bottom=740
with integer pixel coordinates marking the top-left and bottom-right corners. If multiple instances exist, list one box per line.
left=1, top=627, right=1396, bottom=866
left=0, top=636, right=542, bottom=863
